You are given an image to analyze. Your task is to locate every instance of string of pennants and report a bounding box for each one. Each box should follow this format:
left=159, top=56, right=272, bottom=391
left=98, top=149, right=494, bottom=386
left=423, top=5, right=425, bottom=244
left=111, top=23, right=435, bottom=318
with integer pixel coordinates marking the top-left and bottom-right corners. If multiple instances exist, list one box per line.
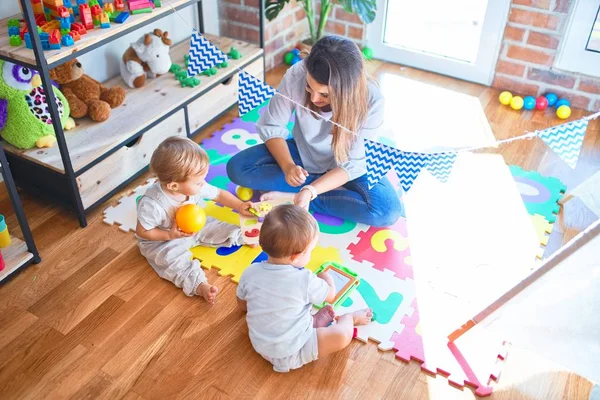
left=188, top=30, right=595, bottom=193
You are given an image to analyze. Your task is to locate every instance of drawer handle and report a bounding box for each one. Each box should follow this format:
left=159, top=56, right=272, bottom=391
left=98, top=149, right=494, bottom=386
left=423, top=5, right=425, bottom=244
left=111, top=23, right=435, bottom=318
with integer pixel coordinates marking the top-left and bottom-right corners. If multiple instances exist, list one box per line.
left=125, top=135, right=143, bottom=148
left=221, top=76, right=233, bottom=86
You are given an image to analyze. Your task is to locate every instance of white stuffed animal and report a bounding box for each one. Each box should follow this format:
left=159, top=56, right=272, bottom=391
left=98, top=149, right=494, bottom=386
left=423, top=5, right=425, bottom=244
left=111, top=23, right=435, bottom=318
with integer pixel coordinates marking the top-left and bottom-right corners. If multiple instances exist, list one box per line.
left=120, top=29, right=172, bottom=89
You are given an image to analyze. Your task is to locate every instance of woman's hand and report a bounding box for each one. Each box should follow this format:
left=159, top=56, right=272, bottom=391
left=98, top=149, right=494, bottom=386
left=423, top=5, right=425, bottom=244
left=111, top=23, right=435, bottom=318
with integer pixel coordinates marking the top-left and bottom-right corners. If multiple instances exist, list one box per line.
left=168, top=221, right=194, bottom=240
left=294, top=189, right=312, bottom=209
left=284, top=164, right=309, bottom=187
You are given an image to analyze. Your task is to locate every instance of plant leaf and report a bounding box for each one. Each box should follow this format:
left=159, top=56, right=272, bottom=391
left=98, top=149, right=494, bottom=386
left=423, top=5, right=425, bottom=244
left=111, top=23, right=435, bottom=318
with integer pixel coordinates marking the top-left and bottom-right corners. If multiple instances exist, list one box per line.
left=264, top=0, right=292, bottom=21
left=337, top=0, right=377, bottom=24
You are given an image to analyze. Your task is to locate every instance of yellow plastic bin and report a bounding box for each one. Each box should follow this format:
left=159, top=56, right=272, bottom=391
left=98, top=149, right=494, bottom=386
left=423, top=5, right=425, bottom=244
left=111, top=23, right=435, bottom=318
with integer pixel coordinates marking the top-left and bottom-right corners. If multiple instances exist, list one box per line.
left=0, top=215, right=11, bottom=248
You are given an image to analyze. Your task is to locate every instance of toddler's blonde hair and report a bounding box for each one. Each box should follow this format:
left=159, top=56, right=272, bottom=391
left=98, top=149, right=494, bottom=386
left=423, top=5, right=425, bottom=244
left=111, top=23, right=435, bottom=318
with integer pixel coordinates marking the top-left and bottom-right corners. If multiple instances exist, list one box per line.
left=150, top=136, right=209, bottom=183
left=259, top=204, right=319, bottom=258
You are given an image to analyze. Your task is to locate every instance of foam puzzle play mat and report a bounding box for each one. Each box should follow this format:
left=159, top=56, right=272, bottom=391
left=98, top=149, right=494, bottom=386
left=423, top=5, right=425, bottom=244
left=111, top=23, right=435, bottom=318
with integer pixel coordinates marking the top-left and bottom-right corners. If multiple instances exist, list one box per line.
left=103, top=101, right=566, bottom=396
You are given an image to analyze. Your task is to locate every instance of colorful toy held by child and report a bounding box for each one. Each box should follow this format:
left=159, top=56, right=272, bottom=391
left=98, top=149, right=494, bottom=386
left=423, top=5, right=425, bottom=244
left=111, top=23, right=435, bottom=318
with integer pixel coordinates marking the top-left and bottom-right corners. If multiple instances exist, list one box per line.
left=136, top=137, right=255, bottom=303
left=237, top=204, right=373, bottom=372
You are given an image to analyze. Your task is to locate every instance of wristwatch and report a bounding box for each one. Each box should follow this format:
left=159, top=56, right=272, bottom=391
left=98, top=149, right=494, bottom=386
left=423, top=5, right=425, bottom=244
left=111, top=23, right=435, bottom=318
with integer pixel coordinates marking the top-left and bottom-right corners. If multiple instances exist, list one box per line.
left=301, top=185, right=318, bottom=200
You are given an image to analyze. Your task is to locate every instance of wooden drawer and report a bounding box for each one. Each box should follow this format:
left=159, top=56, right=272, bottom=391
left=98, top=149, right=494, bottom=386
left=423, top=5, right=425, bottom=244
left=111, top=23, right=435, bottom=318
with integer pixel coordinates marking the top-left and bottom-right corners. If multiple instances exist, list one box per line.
left=187, top=57, right=264, bottom=134
left=78, top=109, right=186, bottom=209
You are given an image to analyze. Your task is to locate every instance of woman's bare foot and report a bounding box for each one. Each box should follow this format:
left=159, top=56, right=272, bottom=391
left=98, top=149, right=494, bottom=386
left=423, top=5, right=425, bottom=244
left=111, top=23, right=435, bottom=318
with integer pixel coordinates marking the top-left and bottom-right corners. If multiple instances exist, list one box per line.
left=350, top=308, right=373, bottom=326
left=313, top=305, right=335, bottom=328
left=259, top=191, right=292, bottom=201
left=196, top=283, right=219, bottom=304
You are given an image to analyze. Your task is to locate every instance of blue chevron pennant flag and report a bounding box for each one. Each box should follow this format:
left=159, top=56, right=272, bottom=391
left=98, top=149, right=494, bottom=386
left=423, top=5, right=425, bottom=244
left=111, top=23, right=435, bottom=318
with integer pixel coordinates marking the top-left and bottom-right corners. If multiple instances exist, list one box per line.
left=538, top=119, right=588, bottom=169
left=187, top=31, right=228, bottom=77
left=238, top=71, right=276, bottom=116
left=426, top=152, right=457, bottom=183
left=365, top=139, right=403, bottom=189
left=395, top=152, right=431, bottom=193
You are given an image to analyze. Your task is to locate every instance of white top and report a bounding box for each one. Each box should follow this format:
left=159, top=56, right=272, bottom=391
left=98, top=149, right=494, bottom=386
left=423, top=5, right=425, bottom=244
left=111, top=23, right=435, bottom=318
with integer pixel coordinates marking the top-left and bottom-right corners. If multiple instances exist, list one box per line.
left=237, top=262, right=330, bottom=358
left=136, top=182, right=218, bottom=235
left=256, top=62, right=385, bottom=181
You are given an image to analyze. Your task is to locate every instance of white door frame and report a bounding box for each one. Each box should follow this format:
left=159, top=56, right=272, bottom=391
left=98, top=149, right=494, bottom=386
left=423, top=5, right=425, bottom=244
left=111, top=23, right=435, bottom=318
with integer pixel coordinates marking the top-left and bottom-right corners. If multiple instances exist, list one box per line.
left=366, top=0, right=511, bottom=85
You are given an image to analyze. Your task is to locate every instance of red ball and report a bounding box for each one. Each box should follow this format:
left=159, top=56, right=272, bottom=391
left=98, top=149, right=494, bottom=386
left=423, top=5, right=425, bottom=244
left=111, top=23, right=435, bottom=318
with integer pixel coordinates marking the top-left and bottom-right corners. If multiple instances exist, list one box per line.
left=535, top=96, right=548, bottom=110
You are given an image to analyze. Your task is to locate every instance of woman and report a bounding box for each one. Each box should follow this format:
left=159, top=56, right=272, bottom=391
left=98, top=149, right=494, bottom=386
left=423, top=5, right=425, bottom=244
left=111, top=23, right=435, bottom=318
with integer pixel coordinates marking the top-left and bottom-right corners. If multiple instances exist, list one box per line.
left=227, top=36, right=403, bottom=227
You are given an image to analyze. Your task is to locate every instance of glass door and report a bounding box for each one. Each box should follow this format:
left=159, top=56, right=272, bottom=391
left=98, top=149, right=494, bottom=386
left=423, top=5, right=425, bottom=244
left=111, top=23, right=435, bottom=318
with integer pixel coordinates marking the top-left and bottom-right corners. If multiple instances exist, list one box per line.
left=367, top=0, right=511, bottom=85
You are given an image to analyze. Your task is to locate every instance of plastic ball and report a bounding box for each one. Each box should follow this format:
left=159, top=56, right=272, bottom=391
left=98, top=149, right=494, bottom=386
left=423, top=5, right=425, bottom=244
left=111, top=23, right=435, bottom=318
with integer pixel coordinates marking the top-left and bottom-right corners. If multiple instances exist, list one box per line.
left=535, top=96, right=548, bottom=110
left=291, top=48, right=301, bottom=56
left=556, top=105, right=571, bottom=119
left=523, top=96, right=536, bottom=110
left=362, top=47, right=374, bottom=60
left=291, top=55, right=302, bottom=65
left=555, top=98, right=570, bottom=109
left=236, top=186, right=254, bottom=201
left=510, top=96, right=524, bottom=110
left=176, top=204, right=206, bottom=234
left=544, top=93, right=558, bottom=107
left=499, top=91, right=513, bottom=105
left=283, top=52, right=294, bottom=65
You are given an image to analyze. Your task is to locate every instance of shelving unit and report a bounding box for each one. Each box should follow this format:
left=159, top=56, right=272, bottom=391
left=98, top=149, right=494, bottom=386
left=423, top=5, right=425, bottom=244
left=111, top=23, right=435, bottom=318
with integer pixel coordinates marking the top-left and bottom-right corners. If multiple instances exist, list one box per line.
left=1, top=0, right=265, bottom=227
left=0, top=144, right=40, bottom=283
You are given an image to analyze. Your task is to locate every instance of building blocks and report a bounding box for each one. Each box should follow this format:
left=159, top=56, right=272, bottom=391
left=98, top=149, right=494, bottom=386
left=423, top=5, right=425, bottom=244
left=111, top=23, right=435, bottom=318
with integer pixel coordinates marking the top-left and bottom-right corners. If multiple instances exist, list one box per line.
left=79, top=4, right=93, bottom=29
left=110, top=11, right=130, bottom=23
left=114, top=0, right=125, bottom=10
left=69, top=28, right=80, bottom=41
left=100, top=12, right=110, bottom=28
left=61, top=33, right=74, bottom=46
left=9, top=35, right=23, bottom=46
left=131, top=7, right=152, bottom=14
left=91, top=4, right=102, bottom=26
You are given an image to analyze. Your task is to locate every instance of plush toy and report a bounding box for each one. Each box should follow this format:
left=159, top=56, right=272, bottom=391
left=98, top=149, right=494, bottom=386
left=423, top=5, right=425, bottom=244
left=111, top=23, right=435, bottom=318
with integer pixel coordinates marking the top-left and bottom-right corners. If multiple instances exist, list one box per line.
left=120, top=29, right=172, bottom=89
left=50, top=58, right=126, bottom=122
left=0, top=60, right=75, bottom=149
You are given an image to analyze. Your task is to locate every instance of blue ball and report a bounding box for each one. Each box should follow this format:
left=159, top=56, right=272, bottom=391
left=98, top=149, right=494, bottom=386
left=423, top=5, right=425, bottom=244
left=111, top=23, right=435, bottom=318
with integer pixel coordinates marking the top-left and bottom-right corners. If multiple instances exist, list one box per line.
left=291, top=55, right=302, bottom=65
left=555, top=98, right=570, bottom=108
left=291, top=48, right=301, bottom=56
left=544, top=93, right=558, bottom=107
left=523, top=96, right=536, bottom=110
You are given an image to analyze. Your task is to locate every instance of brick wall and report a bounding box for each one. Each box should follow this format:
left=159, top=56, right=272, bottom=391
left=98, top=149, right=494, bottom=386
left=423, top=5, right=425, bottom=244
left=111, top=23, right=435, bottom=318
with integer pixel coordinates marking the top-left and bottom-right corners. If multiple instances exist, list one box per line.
left=493, top=0, right=600, bottom=111
left=219, top=1, right=367, bottom=70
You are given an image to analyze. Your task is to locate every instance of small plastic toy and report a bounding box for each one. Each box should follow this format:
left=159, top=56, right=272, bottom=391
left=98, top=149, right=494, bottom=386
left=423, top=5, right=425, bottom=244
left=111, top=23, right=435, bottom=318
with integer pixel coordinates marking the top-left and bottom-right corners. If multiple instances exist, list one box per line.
left=179, top=76, right=200, bottom=87
left=535, top=96, right=548, bottom=110
left=236, top=186, right=253, bottom=201
left=79, top=4, right=94, bottom=30
left=313, top=261, right=360, bottom=310
left=114, top=0, right=125, bottom=10
left=176, top=204, right=206, bottom=233
left=61, top=34, right=74, bottom=46
left=100, top=12, right=110, bottom=28
left=556, top=105, right=571, bottom=119
left=169, top=63, right=182, bottom=73
left=244, top=228, right=259, bottom=238
left=228, top=47, right=242, bottom=60
left=9, top=35, right=23, bottom=47
left=523, top=96, right=536, bottom=110
left=0, top=251, right=5, bottom=272
left=362, top=46, right=373, bottom=60
left=131, top=7, right=153, bottom=14
left=510, top=96, right=524, bottom=110
left=498, top=91, right=512, bottom=105
left=201, top=67, right=218, bottom=76
left=555, top=98, right=570, bottom=109
left=112, top=11, right=130, bottom=23
left=283, top=52, right=294, bottom=65
left=0, top=215, right=11, bottom=248
left=545, top=92, right=558, bottom=106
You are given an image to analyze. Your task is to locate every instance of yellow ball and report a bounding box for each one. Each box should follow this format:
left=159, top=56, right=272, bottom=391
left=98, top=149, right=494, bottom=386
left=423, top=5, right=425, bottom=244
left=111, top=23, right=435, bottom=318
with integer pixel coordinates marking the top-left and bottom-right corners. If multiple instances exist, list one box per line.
left=176, top=204, right=206, bottom=234
left=236, top=186, right=254, bottom=201
left=499, top=91, right=513, bottom=105
left=510, top=96, right=524, bottom=110
left=556, top=105, right=571, bottom=120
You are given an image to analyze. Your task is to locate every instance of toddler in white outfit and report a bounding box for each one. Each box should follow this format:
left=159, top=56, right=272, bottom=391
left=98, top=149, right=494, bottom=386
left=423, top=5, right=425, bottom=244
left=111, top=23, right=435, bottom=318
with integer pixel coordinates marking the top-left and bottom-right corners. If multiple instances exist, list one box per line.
left=136, top=137, right=254, bottom=303
left=237, top=204, right=372, bottom=372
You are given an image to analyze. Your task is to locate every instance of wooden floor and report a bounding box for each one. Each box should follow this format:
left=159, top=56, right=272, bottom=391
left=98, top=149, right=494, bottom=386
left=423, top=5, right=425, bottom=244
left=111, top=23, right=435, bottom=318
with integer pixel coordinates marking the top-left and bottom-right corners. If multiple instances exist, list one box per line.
left=0, top=62, right=598, bottom=400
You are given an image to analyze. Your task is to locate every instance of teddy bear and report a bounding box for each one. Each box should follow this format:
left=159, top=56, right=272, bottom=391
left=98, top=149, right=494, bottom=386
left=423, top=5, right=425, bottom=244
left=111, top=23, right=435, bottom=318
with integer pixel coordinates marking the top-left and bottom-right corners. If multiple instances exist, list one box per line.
left=120, top=29, right=172, bottom=89
left=50, top=58, right=126, bottom=122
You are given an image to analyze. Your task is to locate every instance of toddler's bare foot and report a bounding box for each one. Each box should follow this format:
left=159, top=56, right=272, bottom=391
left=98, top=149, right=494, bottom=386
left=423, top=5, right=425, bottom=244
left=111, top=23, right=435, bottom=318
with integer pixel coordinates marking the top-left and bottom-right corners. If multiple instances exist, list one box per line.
left=260, top=191, right=291, bottom=201
left=197, top=283, right=219, bottom=305
left=351, top=308, right=373, bottom=326
left=313, top=305, right=335, bottom=328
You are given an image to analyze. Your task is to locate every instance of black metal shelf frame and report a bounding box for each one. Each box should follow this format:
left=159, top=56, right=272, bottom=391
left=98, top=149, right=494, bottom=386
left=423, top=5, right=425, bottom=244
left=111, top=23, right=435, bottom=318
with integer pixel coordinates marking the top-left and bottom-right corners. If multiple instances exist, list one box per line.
left=4, top=0, right=266, bottom=228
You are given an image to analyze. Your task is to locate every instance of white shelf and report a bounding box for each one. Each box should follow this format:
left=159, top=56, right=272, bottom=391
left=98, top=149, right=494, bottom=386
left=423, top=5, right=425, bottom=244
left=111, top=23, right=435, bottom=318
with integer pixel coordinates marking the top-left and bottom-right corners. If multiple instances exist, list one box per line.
left=0, top=237, right=34, bottom=283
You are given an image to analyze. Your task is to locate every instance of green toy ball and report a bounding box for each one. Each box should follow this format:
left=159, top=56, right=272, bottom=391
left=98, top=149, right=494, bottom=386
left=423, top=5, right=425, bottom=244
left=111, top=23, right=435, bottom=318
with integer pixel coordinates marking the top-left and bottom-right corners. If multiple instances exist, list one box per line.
left=283, top=52, right=294, bottom=65
left=362, top=47, right=374, bottom=60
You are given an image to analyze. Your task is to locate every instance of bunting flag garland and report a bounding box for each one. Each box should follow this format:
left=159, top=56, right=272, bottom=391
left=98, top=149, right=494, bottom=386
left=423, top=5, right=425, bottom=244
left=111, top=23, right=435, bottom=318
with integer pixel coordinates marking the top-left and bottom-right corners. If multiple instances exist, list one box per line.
left=426, top=152, right=458, bottom=183
left=538, top=119, right=588, bottom=169
left=365, top=139, right=403, bottom=189
left=396, top=152, right=431, bottom=193
left=187, top=31, right=228, bottom=77
left=238, top=71, right=276, bottom=117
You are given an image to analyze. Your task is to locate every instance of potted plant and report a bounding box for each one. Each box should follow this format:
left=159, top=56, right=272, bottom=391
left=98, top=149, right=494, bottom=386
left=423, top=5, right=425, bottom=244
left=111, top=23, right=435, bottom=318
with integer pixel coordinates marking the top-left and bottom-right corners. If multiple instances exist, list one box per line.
left=265, top=0, right=377, bottom=47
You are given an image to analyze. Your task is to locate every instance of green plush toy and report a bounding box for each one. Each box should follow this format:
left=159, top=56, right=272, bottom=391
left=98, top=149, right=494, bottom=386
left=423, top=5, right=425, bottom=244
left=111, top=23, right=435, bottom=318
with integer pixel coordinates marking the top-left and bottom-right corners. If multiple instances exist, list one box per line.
left=0, top=60, right=74, bottom=149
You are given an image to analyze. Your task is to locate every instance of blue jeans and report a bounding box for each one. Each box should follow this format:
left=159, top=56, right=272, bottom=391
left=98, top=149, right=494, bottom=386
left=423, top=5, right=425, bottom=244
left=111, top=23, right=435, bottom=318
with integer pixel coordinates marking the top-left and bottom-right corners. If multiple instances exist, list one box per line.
left=226, top=140, right=404, bottom=227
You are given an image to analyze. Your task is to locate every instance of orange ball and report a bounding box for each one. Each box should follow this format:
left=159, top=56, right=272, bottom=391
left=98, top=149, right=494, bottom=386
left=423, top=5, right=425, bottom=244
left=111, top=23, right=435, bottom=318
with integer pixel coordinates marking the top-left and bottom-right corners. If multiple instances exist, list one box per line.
left=175, top=204, right=206, bottom=233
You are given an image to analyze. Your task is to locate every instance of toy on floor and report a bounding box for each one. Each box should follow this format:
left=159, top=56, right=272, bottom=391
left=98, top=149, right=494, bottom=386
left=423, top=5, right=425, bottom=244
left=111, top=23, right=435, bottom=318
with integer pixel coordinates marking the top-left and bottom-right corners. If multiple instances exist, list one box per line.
left=236, top=186, right=253, bottom=201
left=0, top=214, right=11, bottom=248
left=176, top=204, right=206, bottom=234
left=0, top=60, right=74, bottom=149
left=499, top=90, right=572, bottom=119
left=120, top=29, right=172, bottom=89
left=362, top=46, right=374, bottom=60
left=313, top=261, right=360, bottom=310
left=239, top=196, right=295, bottom=245
left=283, top=48, right=301, bottom=65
